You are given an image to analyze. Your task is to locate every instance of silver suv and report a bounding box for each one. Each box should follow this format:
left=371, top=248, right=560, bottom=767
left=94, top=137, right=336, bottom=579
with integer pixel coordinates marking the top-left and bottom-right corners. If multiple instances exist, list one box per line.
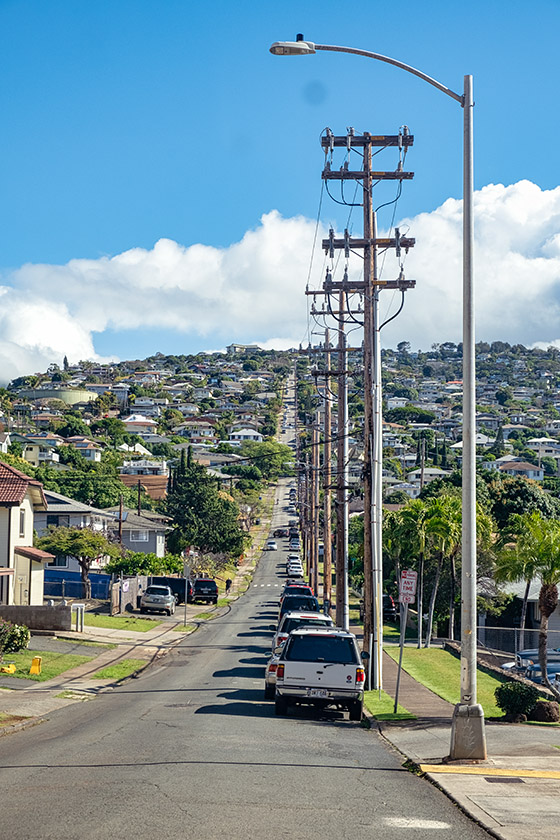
left=140, top=585, right=176, bottom=616
left=275, top=627, right=365, bottom=720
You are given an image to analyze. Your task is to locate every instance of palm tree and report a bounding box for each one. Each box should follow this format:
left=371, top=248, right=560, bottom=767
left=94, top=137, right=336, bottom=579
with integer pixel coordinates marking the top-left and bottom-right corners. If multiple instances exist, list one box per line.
left=494, top=511, right=542, bottom=651
left=397, top=499, right=429, bottom=648
left=499, top=511, right=560, bottom=699
left=423, top=496, right=462, bottom=647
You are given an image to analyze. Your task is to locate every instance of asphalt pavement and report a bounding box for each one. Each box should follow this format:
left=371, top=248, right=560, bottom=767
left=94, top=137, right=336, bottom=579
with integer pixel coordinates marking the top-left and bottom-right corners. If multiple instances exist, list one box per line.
left=0, top=473, right=558, bottom=839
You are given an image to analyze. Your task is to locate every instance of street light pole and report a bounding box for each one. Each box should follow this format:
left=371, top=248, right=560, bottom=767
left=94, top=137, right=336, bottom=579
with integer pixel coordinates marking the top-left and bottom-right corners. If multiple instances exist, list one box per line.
left=270, top=35, right=485, bottom=759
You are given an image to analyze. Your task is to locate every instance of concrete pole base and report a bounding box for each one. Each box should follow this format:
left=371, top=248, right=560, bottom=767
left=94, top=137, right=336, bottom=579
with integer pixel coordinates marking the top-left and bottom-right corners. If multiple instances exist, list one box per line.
left=449, top=702, right=487, bottom=760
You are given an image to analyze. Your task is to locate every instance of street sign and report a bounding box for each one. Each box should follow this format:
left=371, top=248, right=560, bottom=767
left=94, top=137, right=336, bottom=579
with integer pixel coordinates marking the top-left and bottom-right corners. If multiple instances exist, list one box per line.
left=399, top=569, right=418, bottom=604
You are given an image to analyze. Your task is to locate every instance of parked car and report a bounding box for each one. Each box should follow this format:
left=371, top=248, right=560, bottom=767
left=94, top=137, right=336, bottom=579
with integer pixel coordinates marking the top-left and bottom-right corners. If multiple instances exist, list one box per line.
left=274, top=627, right=366, bottom=720
left=265, top=540, right=278, bottom=551
left=279, top=594, right=320, bottom=620
left=192, top=578, right=219, bottom=604
left=149, top=575, right=192, bottom=605
left=280, top=583, right=314, bottom=600
left=358, top=594, right=398, bottom=622
left=140, top=585, right=176, bottom=616
left=522, top=662, right=560, bottom=684
left=272, top=609, right=334, bottom=650
left=515, top=647, right=560, bottom=669
left=383, top=594, right=397, bottom=621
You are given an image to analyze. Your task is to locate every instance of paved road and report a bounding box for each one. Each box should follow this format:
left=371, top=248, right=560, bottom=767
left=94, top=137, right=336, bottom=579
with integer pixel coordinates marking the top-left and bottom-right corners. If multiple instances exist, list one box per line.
left=0, top=489, right=491, bottom=839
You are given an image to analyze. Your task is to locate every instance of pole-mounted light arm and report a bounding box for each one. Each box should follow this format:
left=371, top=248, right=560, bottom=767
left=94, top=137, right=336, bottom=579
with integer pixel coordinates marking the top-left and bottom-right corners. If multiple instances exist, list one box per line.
left=270, top=39, right=463, bottom=105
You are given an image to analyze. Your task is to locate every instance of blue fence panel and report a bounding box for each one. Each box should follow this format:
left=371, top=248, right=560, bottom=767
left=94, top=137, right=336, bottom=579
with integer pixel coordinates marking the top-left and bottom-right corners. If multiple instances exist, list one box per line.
left=44, top=570, right=112, bottom=599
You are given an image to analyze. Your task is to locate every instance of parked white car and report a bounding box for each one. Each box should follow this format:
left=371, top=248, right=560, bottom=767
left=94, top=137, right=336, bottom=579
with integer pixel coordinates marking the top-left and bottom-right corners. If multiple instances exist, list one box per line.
left=275, top=627, right=366, bottom=720
left=140, top=585, right=176, bottom=616
left=271, top=610, right=334, bottom=651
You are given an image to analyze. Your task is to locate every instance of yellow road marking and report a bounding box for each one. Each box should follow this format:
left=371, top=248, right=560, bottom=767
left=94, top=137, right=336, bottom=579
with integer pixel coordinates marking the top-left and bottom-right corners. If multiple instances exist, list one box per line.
left=420, top=764, right=560, bottom=780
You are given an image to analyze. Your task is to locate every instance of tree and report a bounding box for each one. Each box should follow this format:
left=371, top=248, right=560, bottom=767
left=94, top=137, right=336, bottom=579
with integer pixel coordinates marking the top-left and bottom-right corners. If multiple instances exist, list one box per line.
left=497, top=511, right=560, bottom=698
left=483, top=473, right=560, bottom=529
left=36, top=527, right=119, bottom=599
left=55, top=412, right=90, bottom=438
left=490, top=425, right=506, bottom=457
left=104, top=552, right=183, bottom=576
left=385, top=405, right=436, bottom=425
left=423, top=496, right=462, bottom=646
left=166, top=450, right=248, bottom=559
left=495, top=511, right=542, bottom=651
left=394, top=499, right=430, bottom=648
left=238, top=440, right=293, bottom=481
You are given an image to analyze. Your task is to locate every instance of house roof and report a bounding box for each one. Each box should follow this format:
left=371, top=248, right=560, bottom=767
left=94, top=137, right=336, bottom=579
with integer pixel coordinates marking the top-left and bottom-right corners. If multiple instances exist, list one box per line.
left=499, top=461, right=542, bottom=473
left=42, top=489, right=113, bottom=518
left=103, top=508, right=171, bottom=532
left=118, top=473, right=168, bottom=501
left=0, top=461, right=47, bottom=509
left=15, top=546, right=54, bottom=562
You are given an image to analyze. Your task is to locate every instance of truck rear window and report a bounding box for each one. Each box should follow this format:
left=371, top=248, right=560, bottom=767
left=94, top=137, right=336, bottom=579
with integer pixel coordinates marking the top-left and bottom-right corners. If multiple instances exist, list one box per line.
left=283, top=617, right=331, bottom=633
left=285, top=635, right=358, bottom=664
left=281, top=597, right=318, bottom=613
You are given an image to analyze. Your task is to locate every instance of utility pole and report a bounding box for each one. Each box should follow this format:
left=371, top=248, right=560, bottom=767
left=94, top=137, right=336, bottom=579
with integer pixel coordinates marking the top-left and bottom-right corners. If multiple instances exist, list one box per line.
left=118, top=493, right=124, bottom=546
left=323, top=328, right=333, bottom=606
left=362, top=133, right=375, bottom=668
left=336, top=292, right=349, bottom=630
left=312, top=412, right=320, bottom=595
left=319, top=128, right=415, bottom=686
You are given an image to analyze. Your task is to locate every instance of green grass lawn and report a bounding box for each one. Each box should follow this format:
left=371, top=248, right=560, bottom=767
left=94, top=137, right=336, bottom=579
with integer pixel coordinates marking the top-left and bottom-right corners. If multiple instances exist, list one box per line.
left=384, top=646, right=509, bottom=717
left=91, top=658, right=147, bottom=681
left=195, top=612, right=216, bottom=621
left=3, top=650, right=94, bottom=682
left=172, top=624, right=197, bottom=633
left=383, top=621, right=417, bottom=642
left=364, top=689, right=416, bottom=721
left=84, top=613, right=162, bottom=632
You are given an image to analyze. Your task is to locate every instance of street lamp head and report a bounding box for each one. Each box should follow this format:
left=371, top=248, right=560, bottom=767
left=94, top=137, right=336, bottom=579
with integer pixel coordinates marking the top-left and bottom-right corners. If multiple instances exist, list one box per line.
left=270, top=37, right=316, bottom=56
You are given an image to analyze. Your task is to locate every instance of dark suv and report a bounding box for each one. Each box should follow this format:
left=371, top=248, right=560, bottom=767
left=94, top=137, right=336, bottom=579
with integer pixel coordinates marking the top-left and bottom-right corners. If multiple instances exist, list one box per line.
left=192, top=578, right=219, bottom=604
left=149, top=576, right=193, bottom=605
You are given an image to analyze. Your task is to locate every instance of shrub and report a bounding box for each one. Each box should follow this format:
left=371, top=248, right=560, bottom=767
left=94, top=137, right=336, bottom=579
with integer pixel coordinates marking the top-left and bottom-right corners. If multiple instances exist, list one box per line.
left=494, top=680, right=540, bottom=718
left=0, top=619, right=31, bottom=660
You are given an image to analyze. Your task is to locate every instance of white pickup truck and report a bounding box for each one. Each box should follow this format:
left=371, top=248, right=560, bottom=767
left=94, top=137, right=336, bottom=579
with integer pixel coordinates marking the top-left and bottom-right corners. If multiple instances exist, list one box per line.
left=274, top=627, right=366, bottom=720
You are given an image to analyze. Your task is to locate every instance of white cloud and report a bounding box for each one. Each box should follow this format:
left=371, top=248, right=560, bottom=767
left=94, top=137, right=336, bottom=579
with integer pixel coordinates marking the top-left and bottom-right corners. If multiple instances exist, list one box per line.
left=3, top=180, right=560, bottom=382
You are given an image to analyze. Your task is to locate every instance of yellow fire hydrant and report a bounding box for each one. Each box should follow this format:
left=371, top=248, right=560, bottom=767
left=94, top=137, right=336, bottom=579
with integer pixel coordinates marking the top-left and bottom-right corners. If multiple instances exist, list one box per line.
left=29, top=656, right=42, bottom=675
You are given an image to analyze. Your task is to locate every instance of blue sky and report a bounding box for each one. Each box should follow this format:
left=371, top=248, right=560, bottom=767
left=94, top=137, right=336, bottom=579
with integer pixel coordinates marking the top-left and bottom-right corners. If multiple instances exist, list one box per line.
left=2, top=0, right=560, bottom=376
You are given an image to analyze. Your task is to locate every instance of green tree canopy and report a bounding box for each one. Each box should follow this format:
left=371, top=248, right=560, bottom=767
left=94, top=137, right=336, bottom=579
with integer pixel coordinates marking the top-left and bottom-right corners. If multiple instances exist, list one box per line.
left=166, top=450, right=248, bottom=559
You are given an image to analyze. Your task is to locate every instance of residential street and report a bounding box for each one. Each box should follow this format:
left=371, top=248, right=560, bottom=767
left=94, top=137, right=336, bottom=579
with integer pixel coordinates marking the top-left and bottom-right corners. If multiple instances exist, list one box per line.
left=0, top=488, right=491, bottom=839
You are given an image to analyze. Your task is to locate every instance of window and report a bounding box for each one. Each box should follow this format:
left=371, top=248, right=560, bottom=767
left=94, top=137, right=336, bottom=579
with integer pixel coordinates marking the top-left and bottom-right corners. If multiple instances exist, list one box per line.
left=47, top=555, right=68, bottom=568
left=46, top=515, right=70, bottom=528
left=285, top=635, right=358, bottom=665
left=130, top=530, right=149, bottom=542
left=19, top=509, right=25, bottom=537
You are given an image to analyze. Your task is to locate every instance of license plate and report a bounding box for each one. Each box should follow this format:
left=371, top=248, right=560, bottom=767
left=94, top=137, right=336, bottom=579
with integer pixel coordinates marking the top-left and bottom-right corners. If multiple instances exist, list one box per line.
left=307, top=688, right=328, bottom=698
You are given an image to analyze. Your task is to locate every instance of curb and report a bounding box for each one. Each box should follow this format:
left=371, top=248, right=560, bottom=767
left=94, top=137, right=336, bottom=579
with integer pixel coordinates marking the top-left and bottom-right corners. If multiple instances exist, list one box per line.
left=0, top=715, right=45, bottom=738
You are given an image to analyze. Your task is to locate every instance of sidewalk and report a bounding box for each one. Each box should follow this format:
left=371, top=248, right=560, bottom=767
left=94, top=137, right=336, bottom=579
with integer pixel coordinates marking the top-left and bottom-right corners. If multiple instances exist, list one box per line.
left=370, top=650, right=560, bottom=840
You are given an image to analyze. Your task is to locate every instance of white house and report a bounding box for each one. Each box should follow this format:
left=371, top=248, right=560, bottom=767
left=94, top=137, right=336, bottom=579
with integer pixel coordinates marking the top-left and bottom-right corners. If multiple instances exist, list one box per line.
left=0, top=462, right=54, bottom=605
left=229, top=428, right=264, bottom=445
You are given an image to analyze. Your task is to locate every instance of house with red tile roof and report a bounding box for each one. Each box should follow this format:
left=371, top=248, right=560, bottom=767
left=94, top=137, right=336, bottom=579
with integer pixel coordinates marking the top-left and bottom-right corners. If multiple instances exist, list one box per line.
left=0, top=462, right=53, bottom=605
